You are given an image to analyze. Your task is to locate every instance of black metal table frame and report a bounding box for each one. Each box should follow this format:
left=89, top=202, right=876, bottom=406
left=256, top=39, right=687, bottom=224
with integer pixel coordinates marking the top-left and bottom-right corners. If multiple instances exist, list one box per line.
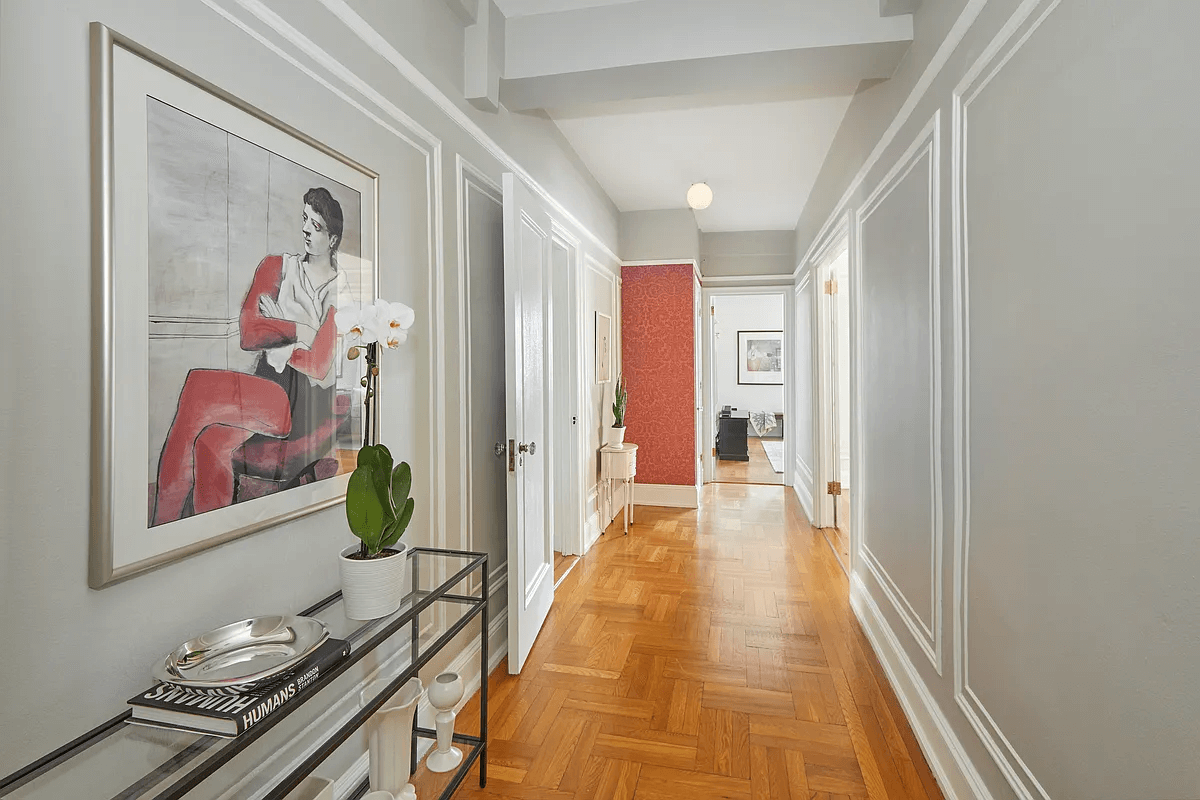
left=0, top=547, right=489, bottom=800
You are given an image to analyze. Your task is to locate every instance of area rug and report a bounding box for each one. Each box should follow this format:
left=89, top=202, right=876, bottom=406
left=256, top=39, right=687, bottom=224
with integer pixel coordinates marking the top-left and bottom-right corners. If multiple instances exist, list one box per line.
left=760, top=439, right=785, bottom=474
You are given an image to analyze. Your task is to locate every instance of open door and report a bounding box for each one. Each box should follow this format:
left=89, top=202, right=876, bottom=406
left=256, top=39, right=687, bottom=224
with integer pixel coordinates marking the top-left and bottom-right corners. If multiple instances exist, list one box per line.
left=503, top=173, right=554, bottom=673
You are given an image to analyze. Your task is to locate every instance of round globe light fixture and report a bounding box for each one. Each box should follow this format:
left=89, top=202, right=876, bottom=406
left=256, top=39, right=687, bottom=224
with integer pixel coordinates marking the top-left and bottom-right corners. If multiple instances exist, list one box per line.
left=686, top=182, right=713, bottom=210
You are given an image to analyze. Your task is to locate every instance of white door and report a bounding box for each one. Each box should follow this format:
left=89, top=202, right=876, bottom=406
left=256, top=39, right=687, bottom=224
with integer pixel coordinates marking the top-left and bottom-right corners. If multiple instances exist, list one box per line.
left=503, top=173, right=554, bottom=674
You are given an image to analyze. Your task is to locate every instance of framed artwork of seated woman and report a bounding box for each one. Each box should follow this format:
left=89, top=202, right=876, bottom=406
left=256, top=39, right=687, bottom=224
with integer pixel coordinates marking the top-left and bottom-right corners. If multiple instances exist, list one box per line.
left=89, top=25, right=379, bottom=587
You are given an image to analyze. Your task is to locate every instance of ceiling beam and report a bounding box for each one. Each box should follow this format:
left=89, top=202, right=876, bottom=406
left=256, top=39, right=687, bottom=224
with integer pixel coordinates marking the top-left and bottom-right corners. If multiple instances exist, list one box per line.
left=465, top=0, right=506, bottom=111
left=501, top=41, right=909, bottom=113
left=443, top=0, right=480, bottom=25
left=879, top=0, right=922, bottom=17
left=503, top=0, right=912, bottom=80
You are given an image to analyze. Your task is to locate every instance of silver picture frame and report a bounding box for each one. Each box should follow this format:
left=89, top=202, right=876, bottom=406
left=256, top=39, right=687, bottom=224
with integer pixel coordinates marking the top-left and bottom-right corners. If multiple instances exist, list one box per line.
left=89, top=23, right=380, bottom=588
left=736, top=329, right=784, bottom=385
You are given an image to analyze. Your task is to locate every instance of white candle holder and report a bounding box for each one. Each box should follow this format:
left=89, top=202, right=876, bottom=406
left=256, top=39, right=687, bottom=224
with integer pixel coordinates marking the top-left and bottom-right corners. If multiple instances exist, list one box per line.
left=424, top=671, right=464, bottom=773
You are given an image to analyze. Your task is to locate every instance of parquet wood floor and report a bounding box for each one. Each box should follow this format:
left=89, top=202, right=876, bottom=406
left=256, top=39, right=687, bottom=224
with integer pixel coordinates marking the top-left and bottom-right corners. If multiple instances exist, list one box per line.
left=413, top=483, right=942, bottom=800
left=714, top=440, right=784, bottom=485
left=554, top=552, right=580, bottom=587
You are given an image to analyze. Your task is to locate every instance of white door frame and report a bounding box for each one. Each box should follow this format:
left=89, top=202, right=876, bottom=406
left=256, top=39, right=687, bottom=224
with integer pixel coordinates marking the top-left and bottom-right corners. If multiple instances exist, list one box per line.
left=700, top=281, right=795, bottom=487
left=810, top=220, right=852, bottom=537
left=548, top=222, right=585, bottom=557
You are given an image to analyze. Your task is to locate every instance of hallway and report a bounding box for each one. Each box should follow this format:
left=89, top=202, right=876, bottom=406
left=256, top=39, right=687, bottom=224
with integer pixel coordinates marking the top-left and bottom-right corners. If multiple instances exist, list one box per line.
left=432, top=484, right=941, bottom=799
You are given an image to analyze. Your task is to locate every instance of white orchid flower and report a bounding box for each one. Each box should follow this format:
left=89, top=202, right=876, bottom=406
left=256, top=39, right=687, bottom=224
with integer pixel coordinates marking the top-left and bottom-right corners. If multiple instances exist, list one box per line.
left=336, top=303, right=378, bottom=345
left=374, top=299, right=415, bottom=349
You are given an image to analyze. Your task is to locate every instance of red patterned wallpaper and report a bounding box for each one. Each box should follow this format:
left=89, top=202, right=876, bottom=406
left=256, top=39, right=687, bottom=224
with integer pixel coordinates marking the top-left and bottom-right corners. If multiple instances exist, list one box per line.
left=621, top=264, right=695, bottom=486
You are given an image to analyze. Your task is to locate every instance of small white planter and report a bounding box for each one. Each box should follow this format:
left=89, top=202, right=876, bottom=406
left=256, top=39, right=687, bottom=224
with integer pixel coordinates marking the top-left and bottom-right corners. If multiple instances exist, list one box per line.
left=338, top=542, right=410, bottom=620
left=609, top=426, right=626, bottom=446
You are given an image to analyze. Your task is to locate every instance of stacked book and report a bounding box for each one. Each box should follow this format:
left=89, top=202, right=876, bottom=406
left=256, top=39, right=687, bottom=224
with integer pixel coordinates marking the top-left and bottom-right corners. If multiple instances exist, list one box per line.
left=128, top=637, right=351, bottom=738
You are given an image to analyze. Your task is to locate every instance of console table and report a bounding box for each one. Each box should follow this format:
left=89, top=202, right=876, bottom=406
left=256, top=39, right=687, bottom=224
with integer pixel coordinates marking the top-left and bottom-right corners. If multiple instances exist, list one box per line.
left=0, top=548, right=489, bottom=800
left=601, top=443, right=637, bottom=535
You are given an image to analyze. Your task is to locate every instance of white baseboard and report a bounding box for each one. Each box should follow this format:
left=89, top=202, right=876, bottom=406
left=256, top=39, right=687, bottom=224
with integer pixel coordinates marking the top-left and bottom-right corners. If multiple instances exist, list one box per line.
left=583, top=511, right=602, bottom=553
left=633, top=483, right=699, bottom=509
left=793, top=471, right=814, bottom=523
left=850, top=575, right=994, bottom=800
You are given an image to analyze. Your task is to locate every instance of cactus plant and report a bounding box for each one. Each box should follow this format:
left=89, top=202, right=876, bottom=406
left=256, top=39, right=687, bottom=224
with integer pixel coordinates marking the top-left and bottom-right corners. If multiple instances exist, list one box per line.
left=612, top=374, right=628, bottom=428
left=345, top=443, right=415, bottom=558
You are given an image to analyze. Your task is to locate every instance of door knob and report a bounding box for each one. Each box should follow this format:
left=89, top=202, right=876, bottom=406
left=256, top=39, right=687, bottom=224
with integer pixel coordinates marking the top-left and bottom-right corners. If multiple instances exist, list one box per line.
left=519, top=441, right=536, bottom=455
left=494, top=442, right=506, bottom=457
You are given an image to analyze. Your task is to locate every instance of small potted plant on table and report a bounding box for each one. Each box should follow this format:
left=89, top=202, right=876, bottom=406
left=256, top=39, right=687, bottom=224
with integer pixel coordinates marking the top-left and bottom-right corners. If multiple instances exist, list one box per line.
left=339, top=444, right=415, bottom=620
left=610, top=374, right=628, bottom=446
left=336, top=298, right=416, bottom=620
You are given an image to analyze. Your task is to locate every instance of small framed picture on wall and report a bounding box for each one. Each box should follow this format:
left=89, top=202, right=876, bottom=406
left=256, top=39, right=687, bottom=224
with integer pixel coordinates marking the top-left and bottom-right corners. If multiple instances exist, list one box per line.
left=596, top=311, right=612, bottom=383
left=737, top=330, right=783, bottom=385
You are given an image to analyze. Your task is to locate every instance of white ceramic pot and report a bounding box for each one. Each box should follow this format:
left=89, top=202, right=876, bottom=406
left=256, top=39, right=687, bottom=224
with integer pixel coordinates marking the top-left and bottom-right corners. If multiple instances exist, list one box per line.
left=609, top=426, right=626, bottom=446
left=338, top=542, right=410, bottom=620
left=362, top=676, right=423, bottom=800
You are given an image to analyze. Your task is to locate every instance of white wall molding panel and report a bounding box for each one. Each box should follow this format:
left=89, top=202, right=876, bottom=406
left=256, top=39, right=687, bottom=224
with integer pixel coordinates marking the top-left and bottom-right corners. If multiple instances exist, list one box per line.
left=950, top=1, right=1062, bottom=799
left=855, top=111, right=943, bottom=675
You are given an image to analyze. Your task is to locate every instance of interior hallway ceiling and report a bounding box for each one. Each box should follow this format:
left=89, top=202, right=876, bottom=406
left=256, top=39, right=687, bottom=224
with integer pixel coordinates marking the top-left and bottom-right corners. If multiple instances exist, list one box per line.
left=486, top=0, right=920, bottom=232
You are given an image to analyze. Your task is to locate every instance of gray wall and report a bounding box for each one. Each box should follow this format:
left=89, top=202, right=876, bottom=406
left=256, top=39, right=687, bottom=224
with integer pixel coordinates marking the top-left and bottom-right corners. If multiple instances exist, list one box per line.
left=701, top=230, right=795, bottom=276
left=795, top=1, right=1200, bottom=798
left=618, top=208, right=700, bottom=262
left=0, top=0, right=618, bottom=776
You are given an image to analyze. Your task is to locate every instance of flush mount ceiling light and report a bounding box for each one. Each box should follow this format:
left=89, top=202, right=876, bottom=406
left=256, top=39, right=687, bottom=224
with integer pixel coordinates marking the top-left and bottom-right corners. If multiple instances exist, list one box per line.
left=686, top=182, right=713, bottom=210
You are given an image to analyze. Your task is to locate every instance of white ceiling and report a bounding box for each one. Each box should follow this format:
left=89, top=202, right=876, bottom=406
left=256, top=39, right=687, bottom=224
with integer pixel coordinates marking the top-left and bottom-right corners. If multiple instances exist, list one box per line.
left=553, top=94, right=854, bottom=231
left=473, top=0, right=915, bottom=232
left=494, top=0, right=646, bottom=19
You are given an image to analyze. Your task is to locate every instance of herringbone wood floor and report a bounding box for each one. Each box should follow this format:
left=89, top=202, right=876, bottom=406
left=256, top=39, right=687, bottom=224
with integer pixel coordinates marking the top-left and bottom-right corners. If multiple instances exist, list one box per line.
left=415, top=483, right=942, bottom=800
left=713, top=441, right=785, bottom=485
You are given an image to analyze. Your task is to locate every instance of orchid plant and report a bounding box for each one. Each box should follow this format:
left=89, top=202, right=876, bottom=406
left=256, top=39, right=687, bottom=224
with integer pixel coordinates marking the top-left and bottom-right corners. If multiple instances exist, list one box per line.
left=336, top=297, right=416, bottom=558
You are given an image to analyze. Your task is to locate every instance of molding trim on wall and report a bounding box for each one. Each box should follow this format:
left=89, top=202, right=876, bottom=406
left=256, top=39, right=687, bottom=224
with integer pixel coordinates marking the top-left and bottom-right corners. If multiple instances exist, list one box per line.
left=793, top=472, right=814, bottom=523
left=950, top=2, right=1062, bottom=799
left=702, top=273, right=795, bottom=287
left=796, top=457, right=814, bottom=486
left=851, top=574, right=996, bottom=800
left=793, top=0, right=989, bottom=279
left=204, top=0, right=448, bottom=555
left=855, top=111, right=944, bottom=675
left=634, top=483, right=700, bottom=509
left=310, top=0, right=622, bottom=265
left=457, top=155, right=503, bottom=592
left=584, top=510, right=603, bottom=552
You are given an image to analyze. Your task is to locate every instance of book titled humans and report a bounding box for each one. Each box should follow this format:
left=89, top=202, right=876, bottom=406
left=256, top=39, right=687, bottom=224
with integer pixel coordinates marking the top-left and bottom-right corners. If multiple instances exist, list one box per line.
left=129, top=638, right=351, bottom=737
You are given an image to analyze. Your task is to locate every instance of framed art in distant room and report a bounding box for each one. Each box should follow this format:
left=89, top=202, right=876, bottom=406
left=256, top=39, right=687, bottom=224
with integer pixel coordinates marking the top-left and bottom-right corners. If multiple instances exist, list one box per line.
left=89, top=23, right=378, bottom=587
left=596, top=311, right=612, bottom=383
left=737, top=330, right=783, bottom=385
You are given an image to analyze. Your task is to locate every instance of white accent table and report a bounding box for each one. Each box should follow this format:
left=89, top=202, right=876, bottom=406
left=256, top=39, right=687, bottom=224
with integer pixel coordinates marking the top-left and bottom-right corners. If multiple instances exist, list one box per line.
left=601, top=443, right=638, bottom=535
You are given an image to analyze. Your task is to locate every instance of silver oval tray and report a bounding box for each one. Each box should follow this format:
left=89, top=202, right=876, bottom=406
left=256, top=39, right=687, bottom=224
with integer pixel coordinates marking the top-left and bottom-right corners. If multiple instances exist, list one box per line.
left=152, top=615, right=329, bottom=690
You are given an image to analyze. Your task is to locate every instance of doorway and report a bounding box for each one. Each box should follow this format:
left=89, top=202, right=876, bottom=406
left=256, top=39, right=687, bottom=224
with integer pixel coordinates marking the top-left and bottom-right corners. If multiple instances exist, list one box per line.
left=703, top=288, right=791, bottom=487
left=548, top=233, right=581, bottom=586
left=816, top=244, right=851, bottom=571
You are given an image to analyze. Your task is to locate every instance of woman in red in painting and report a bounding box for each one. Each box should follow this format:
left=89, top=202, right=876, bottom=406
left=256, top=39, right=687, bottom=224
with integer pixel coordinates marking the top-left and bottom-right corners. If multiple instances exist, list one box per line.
left=151, top=188, right=346, bottom=527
